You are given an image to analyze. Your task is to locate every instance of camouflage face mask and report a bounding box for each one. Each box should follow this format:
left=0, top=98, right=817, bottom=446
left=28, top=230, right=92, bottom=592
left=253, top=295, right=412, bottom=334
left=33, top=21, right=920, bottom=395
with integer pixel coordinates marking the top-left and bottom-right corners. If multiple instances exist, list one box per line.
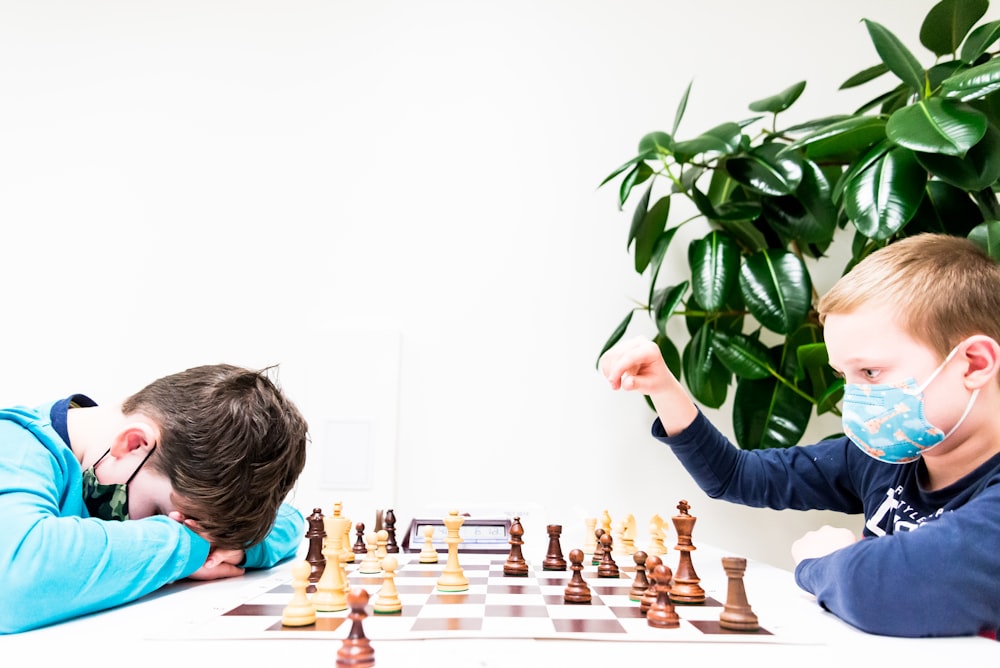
left=81, top=446, right=156, bottom=521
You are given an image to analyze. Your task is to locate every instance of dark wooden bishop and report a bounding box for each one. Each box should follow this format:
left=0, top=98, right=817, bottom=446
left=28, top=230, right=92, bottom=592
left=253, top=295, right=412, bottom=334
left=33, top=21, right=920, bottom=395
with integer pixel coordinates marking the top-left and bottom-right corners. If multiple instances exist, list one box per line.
left=336, top=588, right=375, bottom=667
left=563, top=548, right=592, bottom=604
left=504, top=516, right=529, bottom=576
left=542, top=524, right=567, bottom=571
left=384, top=509, right=399, bottom=553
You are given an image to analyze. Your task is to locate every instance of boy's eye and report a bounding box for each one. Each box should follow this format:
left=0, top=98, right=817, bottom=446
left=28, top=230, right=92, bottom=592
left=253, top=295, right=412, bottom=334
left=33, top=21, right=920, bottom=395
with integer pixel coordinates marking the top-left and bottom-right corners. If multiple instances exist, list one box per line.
left=862, top=368, right=881, bottom=380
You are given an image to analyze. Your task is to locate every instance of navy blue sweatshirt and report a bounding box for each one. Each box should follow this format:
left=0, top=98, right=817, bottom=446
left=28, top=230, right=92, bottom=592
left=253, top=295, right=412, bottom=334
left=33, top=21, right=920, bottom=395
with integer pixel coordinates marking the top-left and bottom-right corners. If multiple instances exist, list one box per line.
left=653, top=410, right=1000, bottom=639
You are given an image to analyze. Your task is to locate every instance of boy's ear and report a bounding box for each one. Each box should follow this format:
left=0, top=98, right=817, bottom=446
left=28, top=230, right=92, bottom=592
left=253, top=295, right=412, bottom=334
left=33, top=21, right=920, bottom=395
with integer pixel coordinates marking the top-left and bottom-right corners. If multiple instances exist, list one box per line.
left=961, top=335, right=1000, bottom=389
left=109, top=423, right=157, bottom=458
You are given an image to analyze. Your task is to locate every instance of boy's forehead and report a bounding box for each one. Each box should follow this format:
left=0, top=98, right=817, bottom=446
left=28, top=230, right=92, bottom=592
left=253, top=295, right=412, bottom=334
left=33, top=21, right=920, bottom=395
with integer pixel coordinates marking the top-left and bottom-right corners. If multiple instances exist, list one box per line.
left=824, top=303, right=916, bottom=362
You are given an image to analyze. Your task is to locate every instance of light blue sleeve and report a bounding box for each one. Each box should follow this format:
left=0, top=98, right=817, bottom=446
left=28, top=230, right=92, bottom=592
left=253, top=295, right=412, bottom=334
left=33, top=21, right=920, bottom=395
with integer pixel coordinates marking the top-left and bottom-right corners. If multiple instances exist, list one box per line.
left=241, top=503, right=305, bottom=569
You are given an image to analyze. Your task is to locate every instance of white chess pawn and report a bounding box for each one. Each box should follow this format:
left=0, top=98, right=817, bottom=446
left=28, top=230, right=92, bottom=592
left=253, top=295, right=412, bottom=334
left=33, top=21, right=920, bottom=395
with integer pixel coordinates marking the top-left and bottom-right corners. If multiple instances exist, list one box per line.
left=419, top=525, right=439, bottom=564
left=358, top=533, right=382, bottom=574
left=373, top=555, right=402, bottom=614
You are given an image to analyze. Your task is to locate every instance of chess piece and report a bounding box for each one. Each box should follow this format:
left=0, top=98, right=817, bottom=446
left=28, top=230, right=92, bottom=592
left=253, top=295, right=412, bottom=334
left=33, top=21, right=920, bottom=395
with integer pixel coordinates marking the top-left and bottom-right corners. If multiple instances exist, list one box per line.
left=563, top=548, right=591, bottom=603
left=385, top=508, right=399, bottom=553
left=358, top=533, right=382, bottom=574
left=281, top=560, right=317, bottom=627
left=542, top=524, right=567, bottom=571
left=327, top=515, right=353, bottom=595
left=305, top=508, right=326, bottom=582
left=591, top=528, right=605, bottom=565
left=629, top=550, right=650, bottom=601
left=504, top=516, right=529, bottom=576
left=375, top=529, right=389, bottom=560
left=373, top=555, right=402, bottom=614
left=313, top=530, right=347, bottom=612
left=621, top=513, right=637, bottom=555
left=719, top=556, right=760, bottom=631
left=582, top=517, right=597, bottom=555
left=639, top=554, right=663, bottom=614
left=597, top=533, right=619, bottom=578
left=669, top=500, right=705, bottom=603
left=436, top=509, right=469, bottom=592
left=647, top=564, right=680, bottom=628
left=646, top=514, right=667, bottom=556
left=337, top=588, right=375, bottom=667
left=418, top=524, right=439, bottom=563
left=340, top=512, right=355, bottom=563
left=353, top=522, right=367, bottom=555
left=600, top=509, right=612, bottom=536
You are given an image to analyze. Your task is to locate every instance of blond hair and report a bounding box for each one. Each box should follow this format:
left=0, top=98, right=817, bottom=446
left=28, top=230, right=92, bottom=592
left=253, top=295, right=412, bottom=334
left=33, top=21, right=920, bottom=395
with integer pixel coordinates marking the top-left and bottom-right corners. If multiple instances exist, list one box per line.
left=818, top=234, right=1000, bottom=358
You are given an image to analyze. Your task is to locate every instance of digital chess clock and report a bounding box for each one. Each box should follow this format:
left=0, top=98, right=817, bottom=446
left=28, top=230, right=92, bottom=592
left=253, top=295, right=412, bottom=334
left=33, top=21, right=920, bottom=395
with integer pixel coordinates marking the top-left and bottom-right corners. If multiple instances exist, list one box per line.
left=401, top=517, right=512, bottom=554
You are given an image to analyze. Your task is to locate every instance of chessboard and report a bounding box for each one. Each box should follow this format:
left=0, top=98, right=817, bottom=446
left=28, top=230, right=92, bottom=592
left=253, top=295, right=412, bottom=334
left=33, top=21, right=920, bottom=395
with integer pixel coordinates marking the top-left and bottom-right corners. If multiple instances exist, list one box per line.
left=157, top=553, right=814, bottom=645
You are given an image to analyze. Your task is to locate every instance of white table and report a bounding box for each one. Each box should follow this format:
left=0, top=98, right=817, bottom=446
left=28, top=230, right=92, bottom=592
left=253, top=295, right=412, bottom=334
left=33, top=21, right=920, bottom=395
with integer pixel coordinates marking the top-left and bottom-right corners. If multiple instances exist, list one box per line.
left=3, top=543, right=996, bottom=667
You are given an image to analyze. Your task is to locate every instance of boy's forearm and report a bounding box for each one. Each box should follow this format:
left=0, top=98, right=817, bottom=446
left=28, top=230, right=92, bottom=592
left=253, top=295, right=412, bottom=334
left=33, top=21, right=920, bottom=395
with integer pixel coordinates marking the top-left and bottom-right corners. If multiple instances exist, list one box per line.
left=648, top=383, right=699, bottom=436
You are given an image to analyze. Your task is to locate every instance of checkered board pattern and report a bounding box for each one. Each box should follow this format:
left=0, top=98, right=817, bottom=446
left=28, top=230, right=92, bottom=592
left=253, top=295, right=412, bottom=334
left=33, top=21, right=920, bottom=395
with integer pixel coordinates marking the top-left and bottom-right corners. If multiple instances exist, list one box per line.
left=175, top=554, right=813, bottom=644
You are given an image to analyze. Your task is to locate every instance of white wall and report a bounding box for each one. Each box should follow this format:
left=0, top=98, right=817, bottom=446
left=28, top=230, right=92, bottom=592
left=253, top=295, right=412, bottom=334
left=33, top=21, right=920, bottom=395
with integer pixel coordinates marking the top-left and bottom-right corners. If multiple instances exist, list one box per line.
left=0, top=0, right=960, bottom=569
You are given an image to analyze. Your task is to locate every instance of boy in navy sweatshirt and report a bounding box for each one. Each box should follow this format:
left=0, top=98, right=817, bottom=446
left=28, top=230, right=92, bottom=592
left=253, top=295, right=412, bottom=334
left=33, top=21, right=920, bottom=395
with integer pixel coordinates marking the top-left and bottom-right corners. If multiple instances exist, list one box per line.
left=600, top=233, right=1000, bottom=638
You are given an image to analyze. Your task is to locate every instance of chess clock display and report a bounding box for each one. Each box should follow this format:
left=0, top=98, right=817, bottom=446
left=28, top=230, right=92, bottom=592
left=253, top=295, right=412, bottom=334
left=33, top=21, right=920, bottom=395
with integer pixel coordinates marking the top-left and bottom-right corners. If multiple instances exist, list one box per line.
left=401, top=517, right=512, bottom=554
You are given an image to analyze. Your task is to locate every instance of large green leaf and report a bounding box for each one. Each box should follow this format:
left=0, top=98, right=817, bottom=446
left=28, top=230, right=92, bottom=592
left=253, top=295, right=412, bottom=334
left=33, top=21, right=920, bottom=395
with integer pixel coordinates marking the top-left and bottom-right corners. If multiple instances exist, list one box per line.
left=672, top=81, right=693, bottom=137
left=961, top=20, right=1000, bottom=64
left=783, top=116, right=887, bottom=162
left=886, top=98, right=987, bottom=156
left=632, top=195, right=671, bottom=273
left=596, top=310, right=637, bottom=368
left=840, top=63, right=890, bottom=90
left=688, top=231, right=740, bottom=311
left=941, top=57, right=1000, bottom=101
left=652, top=281, right=689, bottom=339
left=732, top=372, right=813, bottom=449
left=725, top=143, right=803, bottom=196
left=637, top=131, right=673, bottom=155
left=915, top=123, right=1000, bottom=190
left=748, top=81, right=807, bottom=114
left=843, top=146, right=926, bottom=240
left=863, top=18, right=927, bottom=92
left=655, top=334, right=683, bottom=381
left=969, top=220, right=1000, bottom=260
left=618, top=162, right=653, bottom=209
left=712, top=331, right=772, bottom=380
left=919, top=0, right=988, bottom=56
left=738, top=249, right=812, bottom=335
left=646, top=227, right=681, bottom=304
left=906, top=180, right=984, bottom=235
left=682, top=326, right=731, bottom=409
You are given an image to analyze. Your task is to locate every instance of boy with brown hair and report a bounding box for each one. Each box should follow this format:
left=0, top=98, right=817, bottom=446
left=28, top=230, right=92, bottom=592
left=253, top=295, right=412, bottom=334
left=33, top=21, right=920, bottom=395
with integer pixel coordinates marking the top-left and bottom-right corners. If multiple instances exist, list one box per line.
left=0, top=363, right=309, bottom=634
left=600, top=233, right=1000, bottom=638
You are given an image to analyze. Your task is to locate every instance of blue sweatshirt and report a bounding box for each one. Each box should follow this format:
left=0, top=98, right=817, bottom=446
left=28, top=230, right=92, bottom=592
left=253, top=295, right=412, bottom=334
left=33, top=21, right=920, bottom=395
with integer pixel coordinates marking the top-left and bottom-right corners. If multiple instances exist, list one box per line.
left=0, top=397, right=305, bottom=634
left=653, top=410, right=1000, bottom=639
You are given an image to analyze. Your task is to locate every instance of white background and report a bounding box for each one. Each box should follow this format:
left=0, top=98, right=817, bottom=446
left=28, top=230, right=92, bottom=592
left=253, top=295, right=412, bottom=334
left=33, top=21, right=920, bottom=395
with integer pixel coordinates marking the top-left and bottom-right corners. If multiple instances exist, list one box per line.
left=0, top=0, right=968, bottom=569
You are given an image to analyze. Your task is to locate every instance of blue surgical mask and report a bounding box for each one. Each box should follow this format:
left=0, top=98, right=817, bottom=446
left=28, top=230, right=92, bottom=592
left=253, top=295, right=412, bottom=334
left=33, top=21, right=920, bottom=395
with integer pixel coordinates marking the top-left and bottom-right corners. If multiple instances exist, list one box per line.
left=841, top=346, right=978, bottom=464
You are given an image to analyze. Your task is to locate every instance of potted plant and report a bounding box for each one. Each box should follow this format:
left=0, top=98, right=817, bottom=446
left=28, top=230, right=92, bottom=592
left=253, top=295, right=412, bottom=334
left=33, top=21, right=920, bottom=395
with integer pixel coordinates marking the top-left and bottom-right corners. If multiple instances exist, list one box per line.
left=599, top=0, right=1000, bottom=450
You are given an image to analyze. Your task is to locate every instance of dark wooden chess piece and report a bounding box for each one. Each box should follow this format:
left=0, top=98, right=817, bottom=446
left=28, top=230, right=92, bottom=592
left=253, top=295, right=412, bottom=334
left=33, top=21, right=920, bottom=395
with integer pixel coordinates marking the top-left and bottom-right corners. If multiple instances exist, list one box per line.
left=504, top=516, right=529, bottom=576
left=669, top=500, right=706, bottom=603
left=353, top=522, right=367, bottom=555
left=336, top=588, right=375, bottom=667
left=591, top=528, right=605, bottom=565
left=719, top=556, right=760, bottom=631
left=542, top=524, right=567, bottom=571
left=305, top=507, right=326, bottom=583
left=597, top=533, right=619, bottom=578
left=384, top=509, right=399, bottom=553
left=639, top=554, right=662, bottom=614
left=563, top=549, right=592, bottom=604
left=647, top=564, right=680, bottom=628
left=629, top=550, right=650, bottom=601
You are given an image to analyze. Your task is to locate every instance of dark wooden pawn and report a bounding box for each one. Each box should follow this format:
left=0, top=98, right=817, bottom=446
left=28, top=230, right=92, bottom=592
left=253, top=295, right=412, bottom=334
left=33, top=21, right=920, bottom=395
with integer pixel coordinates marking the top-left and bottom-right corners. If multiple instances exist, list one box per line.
left=352, top=522, right=367, bottom=554
left=719, top=556, right=760, bottom=631
left=336, top=588, right=375, bottom=667
left=591, top=528, right=605, bottom=565
left=639, top=554, right=663, bottom=614
left=629, top=550, right=650, bottom=601
left=597, top=533, right=619, bottom=578
left=305, top=507, right=326, bottom=583
left=384, top=509, right=399, bottom=553
left=504, top=516, right=529, bottom=576
left=542, top=524, right=567, bottom=571
left=647, top=564, right=680, bottom=629
left=563, top=549, right=592, bottom=604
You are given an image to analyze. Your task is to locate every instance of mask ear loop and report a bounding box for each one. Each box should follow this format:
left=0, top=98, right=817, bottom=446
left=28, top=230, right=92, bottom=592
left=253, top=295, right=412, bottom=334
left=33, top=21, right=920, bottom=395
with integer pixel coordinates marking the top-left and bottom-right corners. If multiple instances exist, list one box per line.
left=122, top=445, right=157, bottom=518
left=942, top=389, right=980, bottom=440
left=914, top=345, right=963, bottom=394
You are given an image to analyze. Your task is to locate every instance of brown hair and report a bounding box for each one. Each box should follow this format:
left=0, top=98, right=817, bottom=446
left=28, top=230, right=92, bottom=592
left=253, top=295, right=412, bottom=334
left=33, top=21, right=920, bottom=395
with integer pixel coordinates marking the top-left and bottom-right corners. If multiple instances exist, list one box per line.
left=122, top=364, right=308, bottom=550
left=818, top=233, right=1000, bottom=358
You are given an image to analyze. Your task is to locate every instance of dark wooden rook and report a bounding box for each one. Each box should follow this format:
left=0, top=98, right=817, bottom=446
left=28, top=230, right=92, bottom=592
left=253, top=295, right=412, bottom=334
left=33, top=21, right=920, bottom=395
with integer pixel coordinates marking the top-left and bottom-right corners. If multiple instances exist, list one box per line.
left=719, top=556, right=760, bottom=631
left=542, top=524, right=567, bottom=571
